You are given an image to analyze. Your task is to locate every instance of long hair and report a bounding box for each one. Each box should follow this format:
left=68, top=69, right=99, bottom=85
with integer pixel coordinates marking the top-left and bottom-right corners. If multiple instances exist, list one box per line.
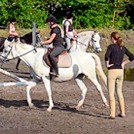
left=111, top=32, right=123, bottom=48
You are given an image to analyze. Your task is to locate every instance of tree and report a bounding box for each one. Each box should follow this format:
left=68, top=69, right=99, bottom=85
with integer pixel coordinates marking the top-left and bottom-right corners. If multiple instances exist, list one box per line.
left=0, top=0, right=133, bottom=29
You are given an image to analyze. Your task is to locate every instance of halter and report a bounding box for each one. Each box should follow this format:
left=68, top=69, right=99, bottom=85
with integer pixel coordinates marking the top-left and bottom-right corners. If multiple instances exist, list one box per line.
left=89, top=31, right=101, bottom=52
left=0, top=43, right=37, bottom=63
left=76, top=31, right=100, bottom=50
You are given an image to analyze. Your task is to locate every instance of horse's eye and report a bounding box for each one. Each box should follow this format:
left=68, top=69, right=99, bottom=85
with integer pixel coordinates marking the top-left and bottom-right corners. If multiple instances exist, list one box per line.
left=4, top=50, right=8, bottom=53
left=8, top=45, right=12, bottom=48
left=92, top=39, right=97, bottom=42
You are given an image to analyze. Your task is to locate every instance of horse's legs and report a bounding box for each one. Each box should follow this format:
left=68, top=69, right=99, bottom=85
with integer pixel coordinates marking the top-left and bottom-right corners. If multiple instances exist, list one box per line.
left=26, top=81, right=37, bottom=108
left=16, top=58, right=21, bottom=70
left=88, top=77, right=108, bottom=107
left=75, top=78, right=87, bottom=110
left=42, top=76, right=54, bottom=112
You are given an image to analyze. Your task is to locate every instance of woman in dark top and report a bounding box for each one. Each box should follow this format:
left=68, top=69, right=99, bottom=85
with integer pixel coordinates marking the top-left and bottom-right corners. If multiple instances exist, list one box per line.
left=105, top=32, right=134, bottom=119
left=41, top=15, right=65, bottom=77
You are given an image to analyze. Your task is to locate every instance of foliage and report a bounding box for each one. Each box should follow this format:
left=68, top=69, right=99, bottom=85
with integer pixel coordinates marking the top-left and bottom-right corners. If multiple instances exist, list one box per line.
left=0, top=0, right=133, bottom=29
left=0, top=0, right=47, bottom=28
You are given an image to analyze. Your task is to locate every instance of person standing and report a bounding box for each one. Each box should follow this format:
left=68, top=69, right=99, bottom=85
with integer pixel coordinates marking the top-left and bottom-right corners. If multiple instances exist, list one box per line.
left=105, top=32, right=134, bottom=119
left=8, top=18, right=19, bottom=41
left=62, top=11, right=77, bottom=51
left=41, top=15, right=65, bottom=77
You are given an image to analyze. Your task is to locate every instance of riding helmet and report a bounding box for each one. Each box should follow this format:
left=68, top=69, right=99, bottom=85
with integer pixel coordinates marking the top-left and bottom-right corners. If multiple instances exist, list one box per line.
left=10, top=18, right=16, bottom=23
left=46, top=15, right=57, bottom=23
left=66, top=11, right=73, bottom=19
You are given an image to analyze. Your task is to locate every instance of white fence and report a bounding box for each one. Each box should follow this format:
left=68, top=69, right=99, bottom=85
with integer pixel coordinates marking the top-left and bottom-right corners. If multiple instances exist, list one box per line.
left=0, top=68, right=31, bottom=87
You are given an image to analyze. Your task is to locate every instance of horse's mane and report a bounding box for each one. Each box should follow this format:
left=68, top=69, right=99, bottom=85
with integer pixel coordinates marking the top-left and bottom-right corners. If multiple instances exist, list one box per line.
left=0, top=37, right=6, bottom=51
left=0, top=37, right=6, bottom=44
left=78, top=30, right=94, bottom=37
left=20, top=32, right=32, bottom=44
left=12, top=40, right=33, bottom=50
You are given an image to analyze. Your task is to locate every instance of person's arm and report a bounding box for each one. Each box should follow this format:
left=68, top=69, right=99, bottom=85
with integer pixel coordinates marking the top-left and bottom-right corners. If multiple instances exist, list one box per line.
left=73, top=29, right=77, bottom=37
left=105, top=45, right=114, bottom=68
left=65, top=25, right=73, bottom=38
left=121, top=47, right=134, bottom=68
left=125, top=47, right=134, bottom=61
left=9, top=24, right=19, bottom=36
left=121, top=59, right=131, bottom=69
left=105, top=60, right=114, bottom=68
left=41, top=33, right=56, bottom=45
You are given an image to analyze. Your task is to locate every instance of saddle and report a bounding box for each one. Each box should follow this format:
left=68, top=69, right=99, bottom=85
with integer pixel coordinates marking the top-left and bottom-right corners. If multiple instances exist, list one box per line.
left=43, top=49, right=72, bottom=68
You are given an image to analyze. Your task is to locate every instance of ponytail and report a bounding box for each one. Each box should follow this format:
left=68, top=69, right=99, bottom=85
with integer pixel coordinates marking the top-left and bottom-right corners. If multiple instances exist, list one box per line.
left=111, top=32, right=123, bottom=49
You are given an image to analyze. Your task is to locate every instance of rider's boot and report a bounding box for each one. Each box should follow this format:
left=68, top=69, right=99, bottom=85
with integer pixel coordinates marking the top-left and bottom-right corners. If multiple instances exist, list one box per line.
left=49, top=59, right=59, bottom=77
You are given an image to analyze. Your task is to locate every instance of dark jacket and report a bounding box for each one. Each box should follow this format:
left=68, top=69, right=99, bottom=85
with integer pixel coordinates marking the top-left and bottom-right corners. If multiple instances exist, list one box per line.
left=105, top=44, right=134, bottom=69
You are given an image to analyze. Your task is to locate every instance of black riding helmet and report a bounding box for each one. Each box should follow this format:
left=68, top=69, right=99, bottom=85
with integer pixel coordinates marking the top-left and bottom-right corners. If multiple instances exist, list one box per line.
left=46, top=15, right=57, bottom=23
left=66, top=11, right=73, bottom=19
left=10, top=17, right=16, bottom=23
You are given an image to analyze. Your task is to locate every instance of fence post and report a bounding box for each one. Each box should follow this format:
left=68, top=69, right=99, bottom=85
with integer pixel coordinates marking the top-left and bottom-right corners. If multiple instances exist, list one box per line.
left=32, top=22, right=36, bottom=47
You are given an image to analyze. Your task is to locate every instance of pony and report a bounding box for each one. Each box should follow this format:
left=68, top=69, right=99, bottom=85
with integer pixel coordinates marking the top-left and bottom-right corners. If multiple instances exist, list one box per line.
left=69, top=31, right=102, bottom=53
left=2, top=32, right=41, bottom=69
left=0, top=37, right=6, bottom=52
left=0, top=40, right=108, bottom=112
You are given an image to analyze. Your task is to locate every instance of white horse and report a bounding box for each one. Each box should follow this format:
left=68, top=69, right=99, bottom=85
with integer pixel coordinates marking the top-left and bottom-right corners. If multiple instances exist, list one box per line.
left=69, top=31, right=102, bottom=53
left=0, top=40, right=108, bottom=112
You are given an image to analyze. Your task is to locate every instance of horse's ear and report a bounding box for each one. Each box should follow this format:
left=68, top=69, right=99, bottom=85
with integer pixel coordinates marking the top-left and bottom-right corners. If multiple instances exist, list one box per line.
left=36, top=31, right=40, bottom=34
left=95, top=31, right=99, bottom=34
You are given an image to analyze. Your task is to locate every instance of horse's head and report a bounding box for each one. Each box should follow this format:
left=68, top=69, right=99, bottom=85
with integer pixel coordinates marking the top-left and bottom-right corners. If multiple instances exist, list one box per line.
left=0, top=37, right=6, bottom=51
left=20, top=31, right=41, bottom=46
left=74, top=31, right=102, bottom=53
left=89, top=31, right=102, bottom=53
left=0, top=39, right=14, bottom=62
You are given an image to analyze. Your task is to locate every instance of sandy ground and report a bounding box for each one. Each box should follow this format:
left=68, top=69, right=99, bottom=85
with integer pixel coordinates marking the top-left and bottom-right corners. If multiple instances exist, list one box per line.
left=0, top=59, right=134, bottom=134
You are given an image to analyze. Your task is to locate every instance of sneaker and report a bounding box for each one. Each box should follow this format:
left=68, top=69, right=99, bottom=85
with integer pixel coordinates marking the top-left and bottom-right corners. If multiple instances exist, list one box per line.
left=118, top=114, right=125, bottom=118
left=109, top=116, right=115, bottom=119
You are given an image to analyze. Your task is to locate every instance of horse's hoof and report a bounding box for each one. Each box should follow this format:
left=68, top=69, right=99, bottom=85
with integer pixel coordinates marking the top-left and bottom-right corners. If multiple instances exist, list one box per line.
left=29, top=103, right=34, bottom=109
left=105, top=103, right=109, bottom=107
left=76, top=106, right=80, bottom=111
left=16, top=68, right=19, bottom=70
left=47, top=107, right=52, bottom=112
left=103, top=103, right=109, bottom=108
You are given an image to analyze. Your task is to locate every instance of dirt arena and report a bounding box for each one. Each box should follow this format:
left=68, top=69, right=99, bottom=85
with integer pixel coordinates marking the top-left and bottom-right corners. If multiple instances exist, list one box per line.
left=0, top=59, right=134, bottom=134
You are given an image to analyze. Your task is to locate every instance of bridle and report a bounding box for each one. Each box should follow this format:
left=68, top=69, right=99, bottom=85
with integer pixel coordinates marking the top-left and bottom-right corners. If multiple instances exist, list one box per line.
left=89, top=32, right=101, bottom=52
left=0, top=43, right=37, bottom=63
left=76, top=31, right=100, bottom=50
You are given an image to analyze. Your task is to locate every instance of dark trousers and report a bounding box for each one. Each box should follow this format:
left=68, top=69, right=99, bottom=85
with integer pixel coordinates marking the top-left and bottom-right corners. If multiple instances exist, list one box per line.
left=49, top=46, right=64, bottom=74
left=8, top=36, right=18, bottom=42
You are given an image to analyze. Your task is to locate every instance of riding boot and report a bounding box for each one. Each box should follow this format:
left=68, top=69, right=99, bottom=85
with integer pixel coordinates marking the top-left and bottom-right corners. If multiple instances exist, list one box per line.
left=50, top=58, right=59, bottom=77
left=109, top=100, right=115, bottom=119
left=53, top=63, right=59, bottom=75
left=118, top=98, right=125, bottom=117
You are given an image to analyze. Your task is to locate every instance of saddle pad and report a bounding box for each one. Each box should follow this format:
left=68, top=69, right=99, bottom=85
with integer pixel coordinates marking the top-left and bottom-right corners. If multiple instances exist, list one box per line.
left=43, top=52, right=72, bottom=68
left=58, top=53, right=72, bottom=68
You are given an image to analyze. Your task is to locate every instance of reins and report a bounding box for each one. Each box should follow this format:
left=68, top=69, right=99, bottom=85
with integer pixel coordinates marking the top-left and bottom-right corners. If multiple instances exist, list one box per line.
left=1, top=46, right=37, bottom=62
left=76, top=39, right=87, bottom=47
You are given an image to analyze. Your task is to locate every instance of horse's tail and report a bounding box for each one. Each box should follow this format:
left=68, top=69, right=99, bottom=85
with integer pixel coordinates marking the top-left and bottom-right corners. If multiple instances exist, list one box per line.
left=90, top=53, right=107, bottom=85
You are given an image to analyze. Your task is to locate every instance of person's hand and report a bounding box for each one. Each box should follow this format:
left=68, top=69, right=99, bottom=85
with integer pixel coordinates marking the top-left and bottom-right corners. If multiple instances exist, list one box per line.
left=74, top=35, right=78, bottom=38
left=106, top=64, right=114, bottom=68
left=121, top=63, right=125, bottom=69
left=40, top=41, right=44, bottom=47
left=72, top=37, right=77, bottom=41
